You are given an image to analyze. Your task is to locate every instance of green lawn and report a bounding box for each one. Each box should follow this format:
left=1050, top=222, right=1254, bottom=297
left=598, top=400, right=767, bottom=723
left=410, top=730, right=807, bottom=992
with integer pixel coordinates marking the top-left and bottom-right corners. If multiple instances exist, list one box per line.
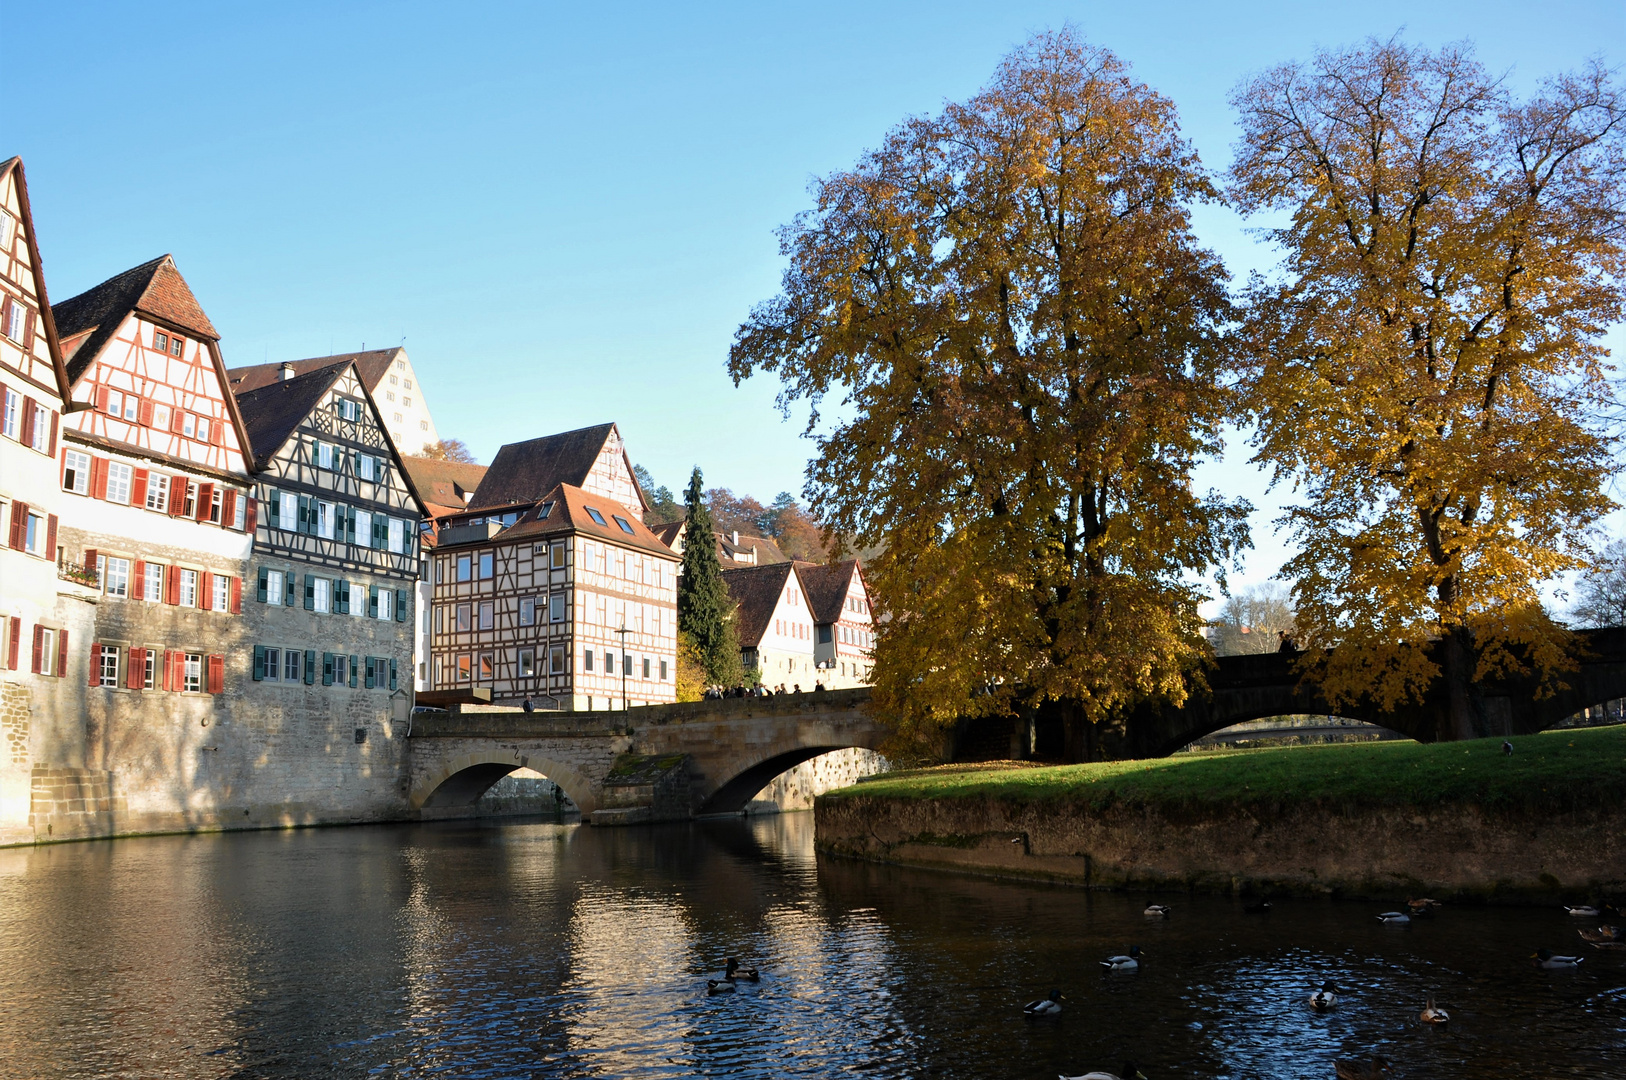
left=830, top=725, right=1626, bottom=816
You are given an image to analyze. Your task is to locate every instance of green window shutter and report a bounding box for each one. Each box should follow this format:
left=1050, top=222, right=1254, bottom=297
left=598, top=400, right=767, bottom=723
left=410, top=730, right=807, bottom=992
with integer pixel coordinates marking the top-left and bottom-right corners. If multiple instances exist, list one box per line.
left=267, top=490, right=280, bottom=528
left=304, top=649, right=316, bottom=685
left=376, top=457, right=388, bottom=484
left=389, top=658, right=398, bottom=691
left=296, top=495, right=308, bottom=533
left=395, top=589, right=408, bottom=622
left=335, top=579, right=348, bottom=615
left=252, top=645, right=265, bottom=681
left=256, top=566, right=268, bottom=603
left=285, top=573, right=297, bottom=606
left=304, top=575, right=316, bottom=611
left=343, top=505, right=355, bottom=543
left=322, top=653, right=334, bottom=685
left=349, top=655, right=359, bottom=688
left=364, top=658, right=376, bottom=689
left=368, top=585, right=379, bottom=618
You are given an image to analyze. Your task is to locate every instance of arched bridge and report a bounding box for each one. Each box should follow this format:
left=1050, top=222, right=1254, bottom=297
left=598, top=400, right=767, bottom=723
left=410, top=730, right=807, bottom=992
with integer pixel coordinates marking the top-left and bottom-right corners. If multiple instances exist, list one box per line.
left=407, top=688, right=887, bottom=823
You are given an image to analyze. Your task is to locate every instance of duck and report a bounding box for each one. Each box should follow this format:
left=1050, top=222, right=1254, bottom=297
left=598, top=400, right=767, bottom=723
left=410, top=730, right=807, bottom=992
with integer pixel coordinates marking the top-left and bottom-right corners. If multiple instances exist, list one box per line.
left=1578, top=926, right=1624, bottom=946
left=1406, top=897, right=1442, bottom=916
left=1375, top=911, right=1411, bottom=925
left=1101, top=945, right=1142, bottom=972
left=1419, top=992, right=1449, bottom=1024
left=1532, top=948, right=1584, bottom=969
left=1309, top=981, right=1338, bottom=1011
left=1243, top=899, right=1273, bottom=914
left=1024, top=989, right=1065, bottom=1016
left=706, top=979, right=735, bottom=995
left=1335, top=1056, right=1393, bottom=1080
left=1143, top=904, right=1172, bottom=918
left=1060, top=1063, right=1146, bottom=1080
left=1562, top=904, right=1601, bottom=917
left=723, top=957, right=759, bottom=983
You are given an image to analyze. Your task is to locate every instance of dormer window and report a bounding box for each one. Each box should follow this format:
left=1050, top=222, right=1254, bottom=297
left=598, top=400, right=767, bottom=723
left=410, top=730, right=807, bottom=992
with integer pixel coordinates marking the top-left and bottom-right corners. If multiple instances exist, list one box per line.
left=613, top=515, right=635, bottom=535
left=537, top=501, right=554, bottom=520
left=584, top=506, right=607, bottom=526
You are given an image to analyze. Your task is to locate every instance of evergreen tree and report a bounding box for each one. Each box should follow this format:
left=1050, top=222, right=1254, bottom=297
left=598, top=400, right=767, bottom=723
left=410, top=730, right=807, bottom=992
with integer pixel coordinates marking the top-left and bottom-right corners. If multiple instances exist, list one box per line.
left=678, top=467, right=743, bottom=686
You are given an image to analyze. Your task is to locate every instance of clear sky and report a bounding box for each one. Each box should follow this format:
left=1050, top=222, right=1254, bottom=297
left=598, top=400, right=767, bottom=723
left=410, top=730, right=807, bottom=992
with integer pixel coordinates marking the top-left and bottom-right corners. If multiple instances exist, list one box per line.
left=5, top=1, right=1623, bottom=603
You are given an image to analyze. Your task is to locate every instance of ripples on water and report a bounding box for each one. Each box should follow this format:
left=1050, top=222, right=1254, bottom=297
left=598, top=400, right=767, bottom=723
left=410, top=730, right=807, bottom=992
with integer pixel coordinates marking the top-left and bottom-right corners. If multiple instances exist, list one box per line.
left=0, top=815, right=1621, bottom=1078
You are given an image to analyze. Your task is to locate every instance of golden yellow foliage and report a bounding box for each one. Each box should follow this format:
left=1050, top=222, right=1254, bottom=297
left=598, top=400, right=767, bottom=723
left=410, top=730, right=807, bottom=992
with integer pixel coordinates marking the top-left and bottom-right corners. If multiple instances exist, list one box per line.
left=1230, top=39, right=1624, bottom=737
left=729, top=29, right=1249, bottom=752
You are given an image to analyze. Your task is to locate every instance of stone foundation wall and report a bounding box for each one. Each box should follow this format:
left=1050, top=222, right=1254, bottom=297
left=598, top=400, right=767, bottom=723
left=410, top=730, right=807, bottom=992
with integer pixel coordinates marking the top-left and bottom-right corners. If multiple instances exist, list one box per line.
left=749, top=748, right=889, bottom=812
left=30, top=765, right=125, bottom=841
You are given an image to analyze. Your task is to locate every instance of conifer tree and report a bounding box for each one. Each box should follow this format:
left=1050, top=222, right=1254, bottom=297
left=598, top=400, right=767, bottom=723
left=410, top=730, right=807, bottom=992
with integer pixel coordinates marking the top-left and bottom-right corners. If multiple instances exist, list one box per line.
left=678, top=467, right=743, bottom=686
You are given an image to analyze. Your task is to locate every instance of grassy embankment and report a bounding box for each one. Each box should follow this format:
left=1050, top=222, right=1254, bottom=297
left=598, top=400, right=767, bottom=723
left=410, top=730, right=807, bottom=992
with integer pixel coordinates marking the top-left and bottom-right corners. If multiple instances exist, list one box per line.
left=829, top=725, right=1626, bottom=817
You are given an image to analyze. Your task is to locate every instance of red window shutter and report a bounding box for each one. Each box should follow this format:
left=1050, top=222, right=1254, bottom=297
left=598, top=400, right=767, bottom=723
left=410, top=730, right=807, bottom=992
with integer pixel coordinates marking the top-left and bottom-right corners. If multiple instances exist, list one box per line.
left=160, top=650, right=172, bottom=691
left=90, top=456, right=109, bottom=500
left=31, top=625, right=43, bottom=673
left=7, top=501, right=25, bottom=550
left=132, top=560, right=146, bottom=597
left=221, top=489, right=237, bottom=529
left=88, top=643, right=101, bottom=687
left=210, top=420, right=224, bottom=447
left=195, top=483, right=215, bottom=522
left=230, top=576, right=242, bottom=614
left=6, top=617, right=18, bottom=669
left=46, top=411, right=57, bottom=456
left=138, top=399, right=154, bottom=427
left=131, top=468, right=148, bottom=507
left=170, top=409, right=185, bottom=434
left=57, top=630, right=68, bottom=678
left=20, top=397, right=35, bottom=447
left=96, top=386, right=110, bottom=413
left=200, top=571, right=213, bottom=607
left=244, top=496, right=258, bottom=533
left=168, top=479, right=187, bottom=516
left=126, top=647, right=144, bottom=689
left=207, top=654, right=224, bottom=694
left=22, top=309, right=34, bottom=352
left=84, top=548, right=98, bottom=573
left=45, top=514, right=56, bottom=558
left=165, top=566, right=180, bottom=605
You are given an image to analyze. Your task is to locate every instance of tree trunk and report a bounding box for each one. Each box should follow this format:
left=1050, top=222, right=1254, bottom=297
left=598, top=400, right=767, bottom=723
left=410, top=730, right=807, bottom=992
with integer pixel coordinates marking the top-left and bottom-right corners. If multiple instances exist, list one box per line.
left=1442, top=625, right=1482, bottom=741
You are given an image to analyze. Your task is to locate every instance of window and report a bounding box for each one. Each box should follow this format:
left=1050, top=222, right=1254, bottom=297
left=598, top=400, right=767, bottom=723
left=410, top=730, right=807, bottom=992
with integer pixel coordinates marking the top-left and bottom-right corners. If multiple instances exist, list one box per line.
left=642, top=657, right=651, bottom=679
left=613, top=515, right=634, bottom=535
left=358, top=454, right=376, bottom=481
left=456, top=554, right=471, bottom=582
left=151, top=403, right=170, bottom=430
left=519, top=597, right=535, bottom=626
left=29, top=409, right=47, bottom=452
left=145, top=474, right=170, bottom=511
left=395, top=359, right=405, bottom=371
left=623, top=653, right=633, bottom=676
left=518, top=648, right=535, bottom=677
left=143, top=648, right=157, bottom=689
left=285, top=649, right=302, bottom=682
left=195, top=418, right=210, bottom=443
left=403, top=397, right=412, bottom=408
left=154, top=330, right=170, bottom=352
left=106, top=390, right=124, bottom=417
left=354, top=509, right=371, bottom=546
left=377, top=588, right=394, bottom=622
left=179, top=569, right=198, bottom=607
left=404, top=379, right=412, bottom=389
left=548, top=594, right=565, bottom=623
left=106, top=462, right=133, bottom=505
left=603, top=651, right=614, bottom=676
left=212, top=575, right=229, bottom=612
left=660, top=660, right=668, bottom=681
left=233, top=493, right=246, bottom=530
left=456, top=654, right=471, bottom=682
left=182, top=481, right=197, bottom=518
left=584, top=506, right=607, bottom=526
left=389, top=375, right=399, bottom=386
left=208, top=487, right=222, bottom=523
left=386, top=391, right=395, bottom=402
left=314, top=577, right=331, bottom=613
left=278, top=492, right=297, bottom=529
left=478, top=551, right=493, bottom=579
left=169, top=334, right=184, bottom=357
left=142, top=563, right=164, bottom=601
left=537, top=501, right=554, bottom=521
left=455, top=604, right=471, bottom=632
left=264, top=647, right=282, bottom=681
left=337, top=398, right=360, bottom=422
left=2, top=387, right=17, bottom=437
left=478, top=652, right=494, bottom=682
left=583, top=648, right=594, bottom=672
left=183, top=653, right=202, bottom=693
left=478, top=601, right=494, bottom=630
left=420, top=420, right=428, bottom=431
left=63, top=450, right=90, bottom=494
left=317, top=501, right=334, bottom=539
left=550, top=645, right=567, bottom=675
left=317, top=442, right=333, bottom=470
left=99, top=645, right=120, bottom=687
left=334, top=653, right=349, bottom=687
left=266, top=569, right=284, bottom=606
left=550, top=542, right=566, bottom=569
left=388, top=517, right=404, bottom=553
left=182, top=413, right=196, bottom=439
left=104, top=557, right=130, bottom=598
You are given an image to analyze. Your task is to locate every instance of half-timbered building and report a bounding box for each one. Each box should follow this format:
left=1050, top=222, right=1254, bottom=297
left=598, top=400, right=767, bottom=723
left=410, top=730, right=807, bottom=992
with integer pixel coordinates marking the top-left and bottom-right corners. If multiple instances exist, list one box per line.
left=231, top=360, right=426, bottom=728
left=797, top=559, right=875, bottom=689
left=0, top=157, right=92, bottom=842
left=428, top=424, right=676, bottom=709
left=51, top=254, right=256, bottom=776
left=228, top=347, right=440, bottom=457
left=725, top=562, right=821, bottom=690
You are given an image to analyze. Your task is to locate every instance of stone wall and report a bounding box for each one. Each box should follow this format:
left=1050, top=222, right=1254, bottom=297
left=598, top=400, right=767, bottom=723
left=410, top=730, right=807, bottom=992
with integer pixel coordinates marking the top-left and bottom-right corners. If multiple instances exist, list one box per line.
left=748, top=748, right=889, bottom=812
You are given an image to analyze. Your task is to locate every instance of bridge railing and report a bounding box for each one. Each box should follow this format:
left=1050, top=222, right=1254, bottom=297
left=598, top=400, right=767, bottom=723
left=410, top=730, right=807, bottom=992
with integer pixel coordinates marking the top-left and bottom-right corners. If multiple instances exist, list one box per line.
left=406, top=687, right=875, bottom=738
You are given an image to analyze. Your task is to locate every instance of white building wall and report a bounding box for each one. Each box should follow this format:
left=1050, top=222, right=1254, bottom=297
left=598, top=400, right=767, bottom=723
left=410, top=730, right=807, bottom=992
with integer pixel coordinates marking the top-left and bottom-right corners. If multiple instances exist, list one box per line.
left=371, top=350, right=439, bottom=457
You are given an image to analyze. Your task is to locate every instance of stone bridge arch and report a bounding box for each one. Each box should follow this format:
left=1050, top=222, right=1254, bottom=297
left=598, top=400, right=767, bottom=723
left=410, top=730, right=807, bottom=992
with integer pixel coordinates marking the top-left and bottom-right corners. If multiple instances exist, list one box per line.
left=410, top=750, right=603, bottom=816
left=697, top=745, right=869, bottom=816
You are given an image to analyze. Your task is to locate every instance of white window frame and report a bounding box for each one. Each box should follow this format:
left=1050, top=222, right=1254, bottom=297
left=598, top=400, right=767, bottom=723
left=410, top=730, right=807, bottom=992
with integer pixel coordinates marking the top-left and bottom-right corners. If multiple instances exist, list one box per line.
left=317, top=500, right=334, bottom=539
left=196, top=418, right=210, bottom=443
left=358, top=454, right=376, bottom=481
left=549, top=645, right=566, bottom=675
left=314, top=577, right=331, bottom=614
left=182, top=413, right=196, bottom=439
left=317, top=441, right=333, bottom=470
left=518, top=648, right=535, bottom=678
left=183, top=653, right=202, bottom=693
left=388, top=517, right=404, bottom=553
left=1, top=387, right=17, bottom=438
left=142, top=564, right=164, bottom=601
left=284, top=649, right=302, bottom=682
left=145, top=474, right=170, bottom=511
left=98, top=645, right=120, bottom=687
left=279, top=492, right=297, bottom=530
left=549, top=594, right=565, bottom=623
left=355, top=509, right=372, bottom=546
left=519, top=597, right=535, bottom=626
left=104, top=556, right=131, bottom=598
left=266, top=569, right=284, bottom=606
left=4, top=299, right=25, bottom=344
left=23, top=511, right=44, bottom=556
left=478, top=601, right=494, bottom=631
left=179, top=569, right=198, bottom=607
left=106, top=461, right=133, bottom=505
left=63, top=449, right=91, bottom=494
left=377, top=588, right=394, bottom=622
left=264, top=646, right=282, bottom=682
left=212, top=575, right=229, bottom=612
left=233, top=493, right=246, bottom=530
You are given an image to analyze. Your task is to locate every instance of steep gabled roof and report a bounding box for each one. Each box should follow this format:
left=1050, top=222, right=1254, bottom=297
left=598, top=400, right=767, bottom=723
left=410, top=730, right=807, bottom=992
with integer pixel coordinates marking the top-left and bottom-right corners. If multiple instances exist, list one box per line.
left=722, top=562, right=796, bottom=648
left=227, top=347, right=405, bottom=396
left=649, top=515, right=790, bottom=566
left=468, top=423, right=618, bottom=511
left=402, top=455, right=488, bottom=517
left=795, top=559, right=863, bottom=624
left=54, top=254, right=219, bottom=382
left=487, top=483, right=678, bottom=560
left=231, top=361, right=350, bottom=468
left=0, top=158, right=73, bottom=403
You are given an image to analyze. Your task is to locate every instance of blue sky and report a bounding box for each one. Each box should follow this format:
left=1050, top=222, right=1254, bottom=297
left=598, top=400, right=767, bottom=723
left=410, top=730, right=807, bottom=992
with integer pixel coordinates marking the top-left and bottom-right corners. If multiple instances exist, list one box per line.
left=5, top=1, right=1623, bottom=601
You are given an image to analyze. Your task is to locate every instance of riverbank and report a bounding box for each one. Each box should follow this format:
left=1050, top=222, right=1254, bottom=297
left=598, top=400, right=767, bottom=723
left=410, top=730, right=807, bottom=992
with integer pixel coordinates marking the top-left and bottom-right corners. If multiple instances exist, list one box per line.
left=814, top=725, right=1626, bottom=903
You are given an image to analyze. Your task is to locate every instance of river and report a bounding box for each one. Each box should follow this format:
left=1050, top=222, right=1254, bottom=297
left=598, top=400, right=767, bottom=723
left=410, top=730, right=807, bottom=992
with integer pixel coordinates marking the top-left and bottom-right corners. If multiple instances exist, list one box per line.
left=1, top=814, right=1621, bottom=1078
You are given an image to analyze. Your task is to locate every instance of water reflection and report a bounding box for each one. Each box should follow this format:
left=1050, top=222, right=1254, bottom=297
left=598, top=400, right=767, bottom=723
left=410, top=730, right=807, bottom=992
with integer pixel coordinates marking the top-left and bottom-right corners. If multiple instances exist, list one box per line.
left=0, top=816, right=1621, bottom=1078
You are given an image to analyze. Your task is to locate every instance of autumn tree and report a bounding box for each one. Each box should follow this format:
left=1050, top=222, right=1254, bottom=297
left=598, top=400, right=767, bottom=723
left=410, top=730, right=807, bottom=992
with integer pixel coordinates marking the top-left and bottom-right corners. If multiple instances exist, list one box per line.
left=677, top=468, right=743, bottom=686
left=420, top=439, right=477, bottom=463
left=1209, top=584, right=1296, bottom=657
left=1230, top=39, right=1625, bottom=739
left=729, top=29, right=1248, bottom=756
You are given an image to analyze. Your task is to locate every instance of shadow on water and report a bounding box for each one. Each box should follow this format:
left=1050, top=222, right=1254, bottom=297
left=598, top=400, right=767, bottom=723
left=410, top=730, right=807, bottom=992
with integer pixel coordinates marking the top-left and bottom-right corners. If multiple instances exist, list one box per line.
left=0, top=815, right=1621, bottom=1079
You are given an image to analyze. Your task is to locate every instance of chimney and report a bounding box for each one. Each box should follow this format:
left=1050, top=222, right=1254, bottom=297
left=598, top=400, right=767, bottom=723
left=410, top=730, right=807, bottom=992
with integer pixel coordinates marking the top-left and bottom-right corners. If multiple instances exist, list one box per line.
left=732, top=530, right=740, bottom=546
left=279, top=362, right=297, bottom=382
